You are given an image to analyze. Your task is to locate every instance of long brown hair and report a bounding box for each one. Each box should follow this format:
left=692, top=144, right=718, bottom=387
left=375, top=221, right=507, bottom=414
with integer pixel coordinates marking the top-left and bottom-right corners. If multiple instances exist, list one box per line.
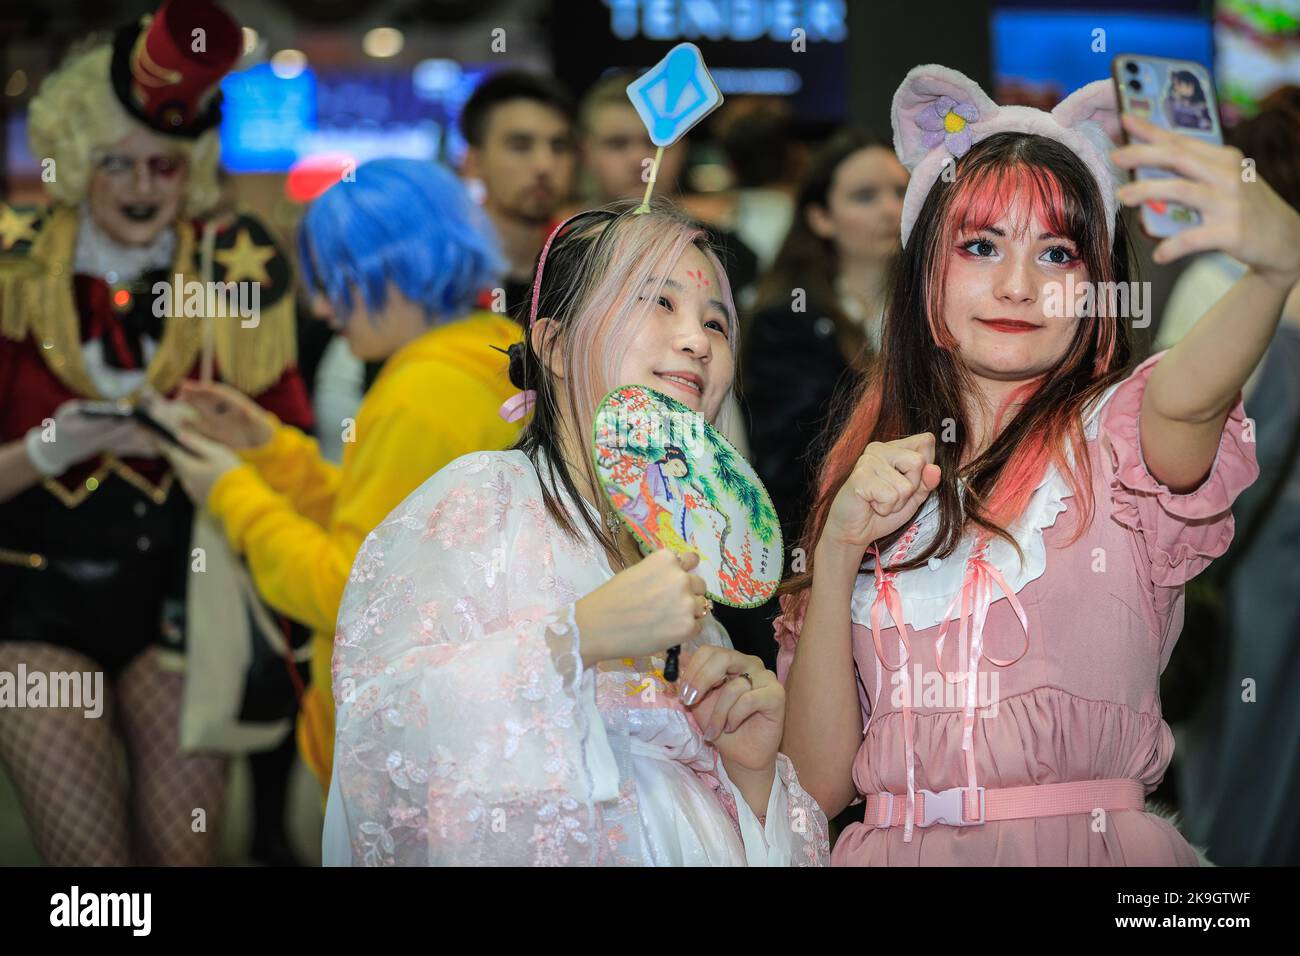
left=756, top=127, right=895, bottom=371
left=780, top=131, right=1137, bottom=609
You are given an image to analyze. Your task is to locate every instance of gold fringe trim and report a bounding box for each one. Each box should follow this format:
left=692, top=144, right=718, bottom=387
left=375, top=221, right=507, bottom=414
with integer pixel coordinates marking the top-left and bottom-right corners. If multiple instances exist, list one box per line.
left=207, top=207, right=297, bottom=395
left=0, top=252, right=46, bottom=342
left=211, top=280, right=296, bottom=395
left=0, top=208, right=297, bottom=398
left=143, top=219, right=204, bottom=395
left=2, top=206, right=99, bottom=397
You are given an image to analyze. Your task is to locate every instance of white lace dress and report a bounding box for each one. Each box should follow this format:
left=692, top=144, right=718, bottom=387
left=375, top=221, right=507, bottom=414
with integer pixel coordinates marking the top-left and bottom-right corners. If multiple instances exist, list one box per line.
left=322, top=449, right=829, bottom=866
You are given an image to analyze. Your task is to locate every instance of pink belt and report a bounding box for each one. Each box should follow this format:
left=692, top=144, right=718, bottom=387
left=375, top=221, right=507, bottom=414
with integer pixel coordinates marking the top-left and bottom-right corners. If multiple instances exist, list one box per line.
left=862, top=778, right=1146, bottom=829
left=866, top=528, right=1033, bottom=842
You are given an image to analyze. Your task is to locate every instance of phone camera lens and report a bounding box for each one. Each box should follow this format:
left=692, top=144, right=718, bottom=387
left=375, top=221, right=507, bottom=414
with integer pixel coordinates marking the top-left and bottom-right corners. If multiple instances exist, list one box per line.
left=1125, top=61, right=1139, bottom=75
left=1128, top=79, right=1142, bottom=92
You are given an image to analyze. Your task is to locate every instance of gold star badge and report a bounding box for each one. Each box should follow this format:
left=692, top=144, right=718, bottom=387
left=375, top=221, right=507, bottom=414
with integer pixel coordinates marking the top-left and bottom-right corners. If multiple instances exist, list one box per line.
left=0, top=206, right=38, bottom=250
left=214, top=227, right=276, bottom=287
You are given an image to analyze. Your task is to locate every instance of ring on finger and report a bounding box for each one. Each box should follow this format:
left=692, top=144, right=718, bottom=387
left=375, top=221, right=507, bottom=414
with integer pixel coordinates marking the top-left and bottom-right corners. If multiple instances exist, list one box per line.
left=739, top=671, right=754, bottom=690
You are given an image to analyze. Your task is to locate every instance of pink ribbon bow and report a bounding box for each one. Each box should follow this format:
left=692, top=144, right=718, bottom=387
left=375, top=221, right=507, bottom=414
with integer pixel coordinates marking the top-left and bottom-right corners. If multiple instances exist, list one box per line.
left=498, top=389, right=537, bottom=423
left=934, top=535, right=1030, bottom=826
left=867, top=529, right=1031, bottom=842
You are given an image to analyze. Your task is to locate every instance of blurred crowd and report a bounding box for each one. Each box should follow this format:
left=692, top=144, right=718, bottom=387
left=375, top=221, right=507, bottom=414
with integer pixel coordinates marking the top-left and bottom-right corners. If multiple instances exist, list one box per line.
left=2, top=11, right=1298, bottom=866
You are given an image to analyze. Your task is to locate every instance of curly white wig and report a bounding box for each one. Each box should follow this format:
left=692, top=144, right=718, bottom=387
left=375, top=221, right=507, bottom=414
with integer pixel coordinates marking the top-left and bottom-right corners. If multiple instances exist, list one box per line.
left=27, top=40, right=222, bottom=217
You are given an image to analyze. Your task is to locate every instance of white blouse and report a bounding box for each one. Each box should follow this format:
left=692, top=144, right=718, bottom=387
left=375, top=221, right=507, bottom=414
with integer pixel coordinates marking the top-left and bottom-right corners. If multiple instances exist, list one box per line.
left=322, top=449, right=829, bottom=866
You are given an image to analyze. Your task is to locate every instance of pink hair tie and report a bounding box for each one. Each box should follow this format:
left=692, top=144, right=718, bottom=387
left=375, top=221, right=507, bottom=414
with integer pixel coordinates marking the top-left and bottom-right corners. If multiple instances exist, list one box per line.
left=498, top=390, right=537, bottom=423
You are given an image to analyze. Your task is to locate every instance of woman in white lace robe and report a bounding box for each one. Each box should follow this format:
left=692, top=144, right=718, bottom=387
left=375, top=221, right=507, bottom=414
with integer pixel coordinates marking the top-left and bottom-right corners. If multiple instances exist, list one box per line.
left=323, top=204, right=830, bottom=865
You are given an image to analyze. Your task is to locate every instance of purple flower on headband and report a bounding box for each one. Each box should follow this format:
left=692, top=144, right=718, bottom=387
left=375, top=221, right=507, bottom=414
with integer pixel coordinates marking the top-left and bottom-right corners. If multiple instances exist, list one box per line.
left=917, top=96, right=980, bottom=157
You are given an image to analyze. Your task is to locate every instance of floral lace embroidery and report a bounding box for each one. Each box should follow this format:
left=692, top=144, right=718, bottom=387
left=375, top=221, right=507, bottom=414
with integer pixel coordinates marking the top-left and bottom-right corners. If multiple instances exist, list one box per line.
left=325, top=450, right=829, bottom=866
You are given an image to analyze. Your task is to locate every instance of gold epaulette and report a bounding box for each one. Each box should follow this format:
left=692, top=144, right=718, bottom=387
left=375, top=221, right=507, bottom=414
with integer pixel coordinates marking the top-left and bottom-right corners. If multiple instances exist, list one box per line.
left=0, top=204, right=298, bottom=399
left=0, top=202, right=55, bottom=346
left=200, top=208, right=297, bottom=396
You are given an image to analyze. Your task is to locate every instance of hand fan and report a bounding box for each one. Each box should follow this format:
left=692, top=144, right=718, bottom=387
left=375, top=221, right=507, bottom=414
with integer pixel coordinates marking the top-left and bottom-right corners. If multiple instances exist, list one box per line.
left=592, top=384, right=783, bottom=677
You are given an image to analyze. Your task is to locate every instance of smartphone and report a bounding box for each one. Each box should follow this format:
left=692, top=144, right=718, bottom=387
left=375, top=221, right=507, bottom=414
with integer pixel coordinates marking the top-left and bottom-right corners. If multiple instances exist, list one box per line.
left=131, top=406, right=184, bottom=447
left=79, top=399, right=183, bottom=447
left=1111, top=54, right=1224, bottom=239
left=79, top=400, right=134, bottom=421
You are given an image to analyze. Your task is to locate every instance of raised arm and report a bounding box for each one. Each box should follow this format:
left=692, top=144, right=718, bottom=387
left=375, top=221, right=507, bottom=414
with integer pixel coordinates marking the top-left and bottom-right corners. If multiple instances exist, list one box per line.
left=1112, top=113, right=1300, bottom=493
left=776, top=546, right=864, bottom=819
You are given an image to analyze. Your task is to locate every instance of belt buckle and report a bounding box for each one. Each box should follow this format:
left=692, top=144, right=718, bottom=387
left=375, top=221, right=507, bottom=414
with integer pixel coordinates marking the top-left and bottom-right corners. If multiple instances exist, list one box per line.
left=874, top=792, right=896, bottom=827
left=919, top=786, right=985, bottom=827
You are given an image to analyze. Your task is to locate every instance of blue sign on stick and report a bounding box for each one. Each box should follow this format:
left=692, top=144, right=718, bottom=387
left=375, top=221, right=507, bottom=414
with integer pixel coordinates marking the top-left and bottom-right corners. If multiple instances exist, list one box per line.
left=626, top=43, right=724, bottom=148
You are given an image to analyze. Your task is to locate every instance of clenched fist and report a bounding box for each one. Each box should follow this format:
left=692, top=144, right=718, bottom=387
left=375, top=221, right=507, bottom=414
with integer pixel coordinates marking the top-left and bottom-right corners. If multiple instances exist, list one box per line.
left=821, top=432, right=942, bottom=555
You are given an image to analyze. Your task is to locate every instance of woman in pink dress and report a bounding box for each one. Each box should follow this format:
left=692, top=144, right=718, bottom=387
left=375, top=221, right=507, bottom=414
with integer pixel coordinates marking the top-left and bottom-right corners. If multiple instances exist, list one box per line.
left=775, top=65, right=1300, bottom=865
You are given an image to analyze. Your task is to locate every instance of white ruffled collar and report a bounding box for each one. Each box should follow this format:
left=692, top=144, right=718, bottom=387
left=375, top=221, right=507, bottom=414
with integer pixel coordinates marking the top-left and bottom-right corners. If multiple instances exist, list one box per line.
left=849, top=379, right=1124, bottom=632
left=73, top=202, right=176, bottom=283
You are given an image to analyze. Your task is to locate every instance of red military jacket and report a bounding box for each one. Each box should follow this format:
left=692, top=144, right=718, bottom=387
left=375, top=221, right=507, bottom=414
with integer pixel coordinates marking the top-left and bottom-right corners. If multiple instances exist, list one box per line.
left=0, top=201, right=313, bottom=668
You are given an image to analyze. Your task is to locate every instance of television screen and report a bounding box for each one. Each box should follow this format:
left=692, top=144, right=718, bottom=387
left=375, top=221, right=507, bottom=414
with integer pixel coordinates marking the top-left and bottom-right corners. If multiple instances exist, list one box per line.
left=992, top=5, right=1214, bottom=110
left=218, top=60, right=491, bottom=174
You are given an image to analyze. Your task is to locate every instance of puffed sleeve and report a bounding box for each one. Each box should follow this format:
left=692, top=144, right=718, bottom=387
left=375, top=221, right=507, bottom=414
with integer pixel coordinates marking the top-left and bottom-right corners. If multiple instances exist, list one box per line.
left=772, top=589, right=810, bottom=685
left=1099, top=350, right=1261, bottom=588
left=322, top=452, right=619, bottom=866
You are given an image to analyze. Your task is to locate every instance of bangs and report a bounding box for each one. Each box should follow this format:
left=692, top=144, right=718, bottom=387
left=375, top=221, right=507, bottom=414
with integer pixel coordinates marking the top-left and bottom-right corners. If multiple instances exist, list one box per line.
left=583, top=210, right=740, bottom=361
left=538, top=202, right=741, bottom=445
left=945, top=160, right=1081, bottom=244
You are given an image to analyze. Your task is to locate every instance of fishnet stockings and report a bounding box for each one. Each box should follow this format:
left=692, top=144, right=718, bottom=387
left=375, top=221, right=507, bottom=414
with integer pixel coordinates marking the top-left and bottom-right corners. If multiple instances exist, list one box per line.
left=0, top=642, right=229, bottom=865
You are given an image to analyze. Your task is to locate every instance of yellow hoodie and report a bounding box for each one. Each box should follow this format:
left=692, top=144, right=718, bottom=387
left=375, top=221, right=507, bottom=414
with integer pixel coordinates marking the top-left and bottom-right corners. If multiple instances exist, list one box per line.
left=207, top=311, right=522, bottom=791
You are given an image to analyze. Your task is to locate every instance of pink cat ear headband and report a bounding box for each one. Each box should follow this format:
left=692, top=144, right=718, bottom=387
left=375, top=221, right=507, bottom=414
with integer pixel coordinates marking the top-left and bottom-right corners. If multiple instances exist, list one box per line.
left=891, top=64, right=1125, bottom=248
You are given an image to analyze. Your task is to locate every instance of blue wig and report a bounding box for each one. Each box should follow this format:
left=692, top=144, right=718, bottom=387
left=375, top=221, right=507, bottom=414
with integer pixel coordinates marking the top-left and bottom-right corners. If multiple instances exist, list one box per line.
left=298, top=158, right=504, bottom=327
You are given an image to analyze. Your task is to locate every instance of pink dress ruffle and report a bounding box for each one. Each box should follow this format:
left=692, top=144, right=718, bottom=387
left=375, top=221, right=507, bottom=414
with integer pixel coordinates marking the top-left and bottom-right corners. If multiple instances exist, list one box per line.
left=775, top=352, right=1260, bottom=866
left=1100, top=352, right=1261, bottom=587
